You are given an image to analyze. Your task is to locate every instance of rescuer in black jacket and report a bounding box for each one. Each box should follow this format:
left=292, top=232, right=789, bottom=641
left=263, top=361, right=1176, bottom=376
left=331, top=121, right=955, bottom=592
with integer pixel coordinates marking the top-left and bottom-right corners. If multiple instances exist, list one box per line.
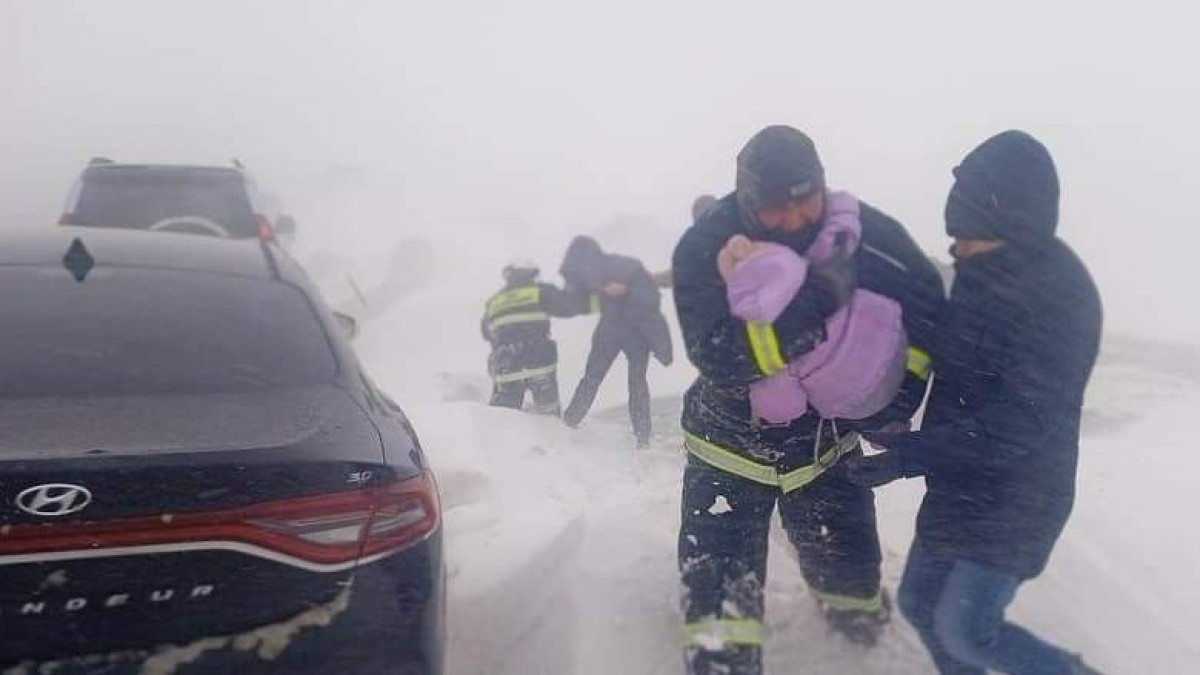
left=672, top=125, right=945, bottom=675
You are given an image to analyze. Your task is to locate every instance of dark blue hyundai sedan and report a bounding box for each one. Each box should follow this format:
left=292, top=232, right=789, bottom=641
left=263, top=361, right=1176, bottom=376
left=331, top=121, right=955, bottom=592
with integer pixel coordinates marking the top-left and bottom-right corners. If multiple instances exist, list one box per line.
left=0, top=227, right=444, bottom=674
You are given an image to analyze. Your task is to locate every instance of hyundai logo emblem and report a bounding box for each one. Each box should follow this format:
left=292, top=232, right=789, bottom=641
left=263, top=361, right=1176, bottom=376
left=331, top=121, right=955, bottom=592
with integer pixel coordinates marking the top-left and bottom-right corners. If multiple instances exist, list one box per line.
left=15, top=483, right=93, bottom=517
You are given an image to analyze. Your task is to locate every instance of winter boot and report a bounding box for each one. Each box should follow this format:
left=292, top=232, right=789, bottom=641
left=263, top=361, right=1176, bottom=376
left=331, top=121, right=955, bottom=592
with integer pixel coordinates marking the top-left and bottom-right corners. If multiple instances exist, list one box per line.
left=822, top=589, right=891, bottom=648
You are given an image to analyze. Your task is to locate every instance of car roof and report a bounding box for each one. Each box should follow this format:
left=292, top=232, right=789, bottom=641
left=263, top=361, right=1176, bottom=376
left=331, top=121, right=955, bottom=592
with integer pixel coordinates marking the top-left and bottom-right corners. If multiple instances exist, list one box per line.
left=0, top=226, right=299, bottom=282
left=82, top=163, right=246, bottom=176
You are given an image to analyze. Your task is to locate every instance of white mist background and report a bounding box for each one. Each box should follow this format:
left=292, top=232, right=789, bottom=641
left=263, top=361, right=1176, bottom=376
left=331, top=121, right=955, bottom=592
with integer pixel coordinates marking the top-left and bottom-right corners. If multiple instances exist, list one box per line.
left=3, top=0, right=1199, bottom=342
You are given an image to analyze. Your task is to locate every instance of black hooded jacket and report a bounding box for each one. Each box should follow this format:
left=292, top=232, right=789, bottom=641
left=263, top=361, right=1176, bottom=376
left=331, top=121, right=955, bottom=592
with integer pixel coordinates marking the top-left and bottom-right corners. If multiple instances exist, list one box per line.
left=886, top=131, right=1103, bottom=578
left=559, top=236, right=673, bottom=365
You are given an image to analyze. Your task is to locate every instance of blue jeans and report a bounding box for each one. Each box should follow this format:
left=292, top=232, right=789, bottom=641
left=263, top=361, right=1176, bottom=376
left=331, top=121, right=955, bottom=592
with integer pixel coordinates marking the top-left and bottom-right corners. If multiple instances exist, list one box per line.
left=898, top=540, right=1076, bottom=675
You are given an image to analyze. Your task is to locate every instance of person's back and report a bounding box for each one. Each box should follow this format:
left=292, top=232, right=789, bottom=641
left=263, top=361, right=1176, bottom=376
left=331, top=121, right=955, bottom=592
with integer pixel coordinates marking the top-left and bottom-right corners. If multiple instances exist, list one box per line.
left=483, top=281, right=555, bottom=347
left=482, top=261, right=587, bottom=415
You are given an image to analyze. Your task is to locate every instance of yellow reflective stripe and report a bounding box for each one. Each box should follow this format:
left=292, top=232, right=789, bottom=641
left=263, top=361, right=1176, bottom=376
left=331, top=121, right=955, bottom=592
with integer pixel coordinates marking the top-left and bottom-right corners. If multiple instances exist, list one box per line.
left=745, top=322, right=768, bottom=373
left=778, top=432, right=860, bottom=494
left=812, top=589, right=883, bottom=614
left=761, top=324, right=786, bottom=373
left=745, top=321, right=786, bottom=376
left=907, top=347, right=932, bottom=382
left=588, top=294, right=602, bottom=314
left=487, top=286, right=541, bottom=317
left=488, top=311, right=550, bottom=329
left=683, top=619, right=764, bottom=648
left=684, top=432, right=860, bottom=492
left=492, top=364, right=556, bottom=384
left=684, top=434, right=779, bottom=486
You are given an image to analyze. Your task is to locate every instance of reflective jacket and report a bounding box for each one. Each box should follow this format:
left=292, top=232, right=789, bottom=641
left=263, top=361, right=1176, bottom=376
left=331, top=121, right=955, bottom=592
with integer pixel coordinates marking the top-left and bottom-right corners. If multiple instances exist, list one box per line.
left=481, top=282, right=588, bottom=383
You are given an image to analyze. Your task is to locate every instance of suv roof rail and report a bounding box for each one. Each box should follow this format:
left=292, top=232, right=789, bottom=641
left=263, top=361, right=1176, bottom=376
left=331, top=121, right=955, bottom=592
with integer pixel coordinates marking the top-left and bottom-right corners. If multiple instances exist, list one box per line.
left=88, top=157, right=115, bottom=166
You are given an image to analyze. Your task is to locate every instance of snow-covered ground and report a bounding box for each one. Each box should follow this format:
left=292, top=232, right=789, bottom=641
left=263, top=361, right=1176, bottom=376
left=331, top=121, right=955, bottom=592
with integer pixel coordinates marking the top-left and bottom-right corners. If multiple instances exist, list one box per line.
left=329, top=222, right=1200, bottom=675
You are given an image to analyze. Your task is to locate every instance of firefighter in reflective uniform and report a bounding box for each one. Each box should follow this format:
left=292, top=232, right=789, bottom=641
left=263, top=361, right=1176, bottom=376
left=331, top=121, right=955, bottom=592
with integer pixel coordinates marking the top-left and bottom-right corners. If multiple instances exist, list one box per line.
left=671, top=126, right=945, bottom=675
left=482, top=259, right=587, bottom=415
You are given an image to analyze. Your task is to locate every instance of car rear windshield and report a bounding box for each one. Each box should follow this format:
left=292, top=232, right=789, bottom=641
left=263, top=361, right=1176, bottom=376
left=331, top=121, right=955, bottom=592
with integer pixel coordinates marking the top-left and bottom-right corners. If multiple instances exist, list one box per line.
left=68, top=168, right=260, bottom=237
left=0, top=267, right=338, bottom=397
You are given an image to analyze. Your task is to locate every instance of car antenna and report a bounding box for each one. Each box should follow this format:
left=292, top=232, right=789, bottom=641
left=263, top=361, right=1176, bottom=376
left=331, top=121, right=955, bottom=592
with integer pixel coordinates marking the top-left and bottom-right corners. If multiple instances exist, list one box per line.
left=232, top=157, right=245, bottom=169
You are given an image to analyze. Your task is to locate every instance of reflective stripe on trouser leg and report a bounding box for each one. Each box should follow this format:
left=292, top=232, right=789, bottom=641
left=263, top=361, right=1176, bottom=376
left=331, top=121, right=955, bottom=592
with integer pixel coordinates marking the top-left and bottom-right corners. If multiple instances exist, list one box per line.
left=811, top=589, right=883, bottom=613
left=684, top=619, right=764, bottom=647
left=492, top=364, right=556, bottom=384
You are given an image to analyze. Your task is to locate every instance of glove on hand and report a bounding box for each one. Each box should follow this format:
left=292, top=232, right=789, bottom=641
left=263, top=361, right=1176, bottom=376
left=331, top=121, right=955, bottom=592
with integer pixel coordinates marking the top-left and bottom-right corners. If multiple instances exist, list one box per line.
left=843, top=449, right=907, bottom=489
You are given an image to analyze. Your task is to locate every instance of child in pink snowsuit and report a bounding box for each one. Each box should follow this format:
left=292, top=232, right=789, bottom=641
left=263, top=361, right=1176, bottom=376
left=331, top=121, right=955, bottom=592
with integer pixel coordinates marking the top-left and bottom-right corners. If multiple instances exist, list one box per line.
left=720, top=191, right=910, bottom=424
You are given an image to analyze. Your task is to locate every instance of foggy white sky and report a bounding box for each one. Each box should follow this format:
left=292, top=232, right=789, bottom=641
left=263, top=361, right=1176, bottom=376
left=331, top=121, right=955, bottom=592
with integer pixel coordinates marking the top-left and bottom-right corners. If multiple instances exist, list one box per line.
left=2, top=0, right=1198, bottom=340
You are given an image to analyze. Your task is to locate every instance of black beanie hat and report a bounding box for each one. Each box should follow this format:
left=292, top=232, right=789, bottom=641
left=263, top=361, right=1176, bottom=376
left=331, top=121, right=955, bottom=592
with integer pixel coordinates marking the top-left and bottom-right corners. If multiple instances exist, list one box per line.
left=945, top=130, right=1060, bottom=244
left=736, top=125, right=825, bottom=215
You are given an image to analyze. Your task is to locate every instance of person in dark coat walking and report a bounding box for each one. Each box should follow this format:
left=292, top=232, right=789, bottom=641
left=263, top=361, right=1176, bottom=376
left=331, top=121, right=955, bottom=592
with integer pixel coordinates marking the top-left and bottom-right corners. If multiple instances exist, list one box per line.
left=672, top=125, right=945, bottom=675
left=482, top=259, right=588, bottom=415
left=845, top=131, right=1106, bottom=675
left=560, top=236, right=673, bottom=448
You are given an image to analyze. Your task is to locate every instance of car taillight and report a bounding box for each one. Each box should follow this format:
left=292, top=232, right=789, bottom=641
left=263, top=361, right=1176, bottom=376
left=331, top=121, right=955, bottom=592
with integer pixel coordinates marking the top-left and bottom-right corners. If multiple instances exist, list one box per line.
left=361, top=482, right=439, bottom=560
left=257, top=215, right=275, bottom=240
left=0, top=473, right=440, bottom=570
left=243, top=473, right=440, bottom=564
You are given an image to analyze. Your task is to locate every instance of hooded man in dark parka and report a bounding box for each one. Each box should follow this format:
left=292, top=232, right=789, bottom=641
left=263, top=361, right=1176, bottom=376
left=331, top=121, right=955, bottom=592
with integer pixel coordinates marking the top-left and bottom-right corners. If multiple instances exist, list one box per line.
left=559, top=236, right=673, bottom=447
left=846, top=130, right=1106, bottom=675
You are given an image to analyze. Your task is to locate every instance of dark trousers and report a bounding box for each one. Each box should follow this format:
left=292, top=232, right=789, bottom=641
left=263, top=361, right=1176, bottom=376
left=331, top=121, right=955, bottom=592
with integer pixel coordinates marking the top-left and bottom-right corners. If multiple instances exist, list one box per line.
left=489, top=372, right=560, bottom=415
left=488, top=340, right=560, bottom=415
left=563, top=335, right=651, bottom=442
left=679, top=455, right=883, bottom=675
left=898, top=540, right=1076, bottom=675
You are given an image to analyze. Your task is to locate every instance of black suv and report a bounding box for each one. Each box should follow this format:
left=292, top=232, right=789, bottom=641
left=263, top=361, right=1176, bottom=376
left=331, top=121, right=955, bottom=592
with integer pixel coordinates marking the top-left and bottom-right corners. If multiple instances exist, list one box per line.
left=0, top=227, right=443, bottom=674
left=59, top=159, right=296, bottom=241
